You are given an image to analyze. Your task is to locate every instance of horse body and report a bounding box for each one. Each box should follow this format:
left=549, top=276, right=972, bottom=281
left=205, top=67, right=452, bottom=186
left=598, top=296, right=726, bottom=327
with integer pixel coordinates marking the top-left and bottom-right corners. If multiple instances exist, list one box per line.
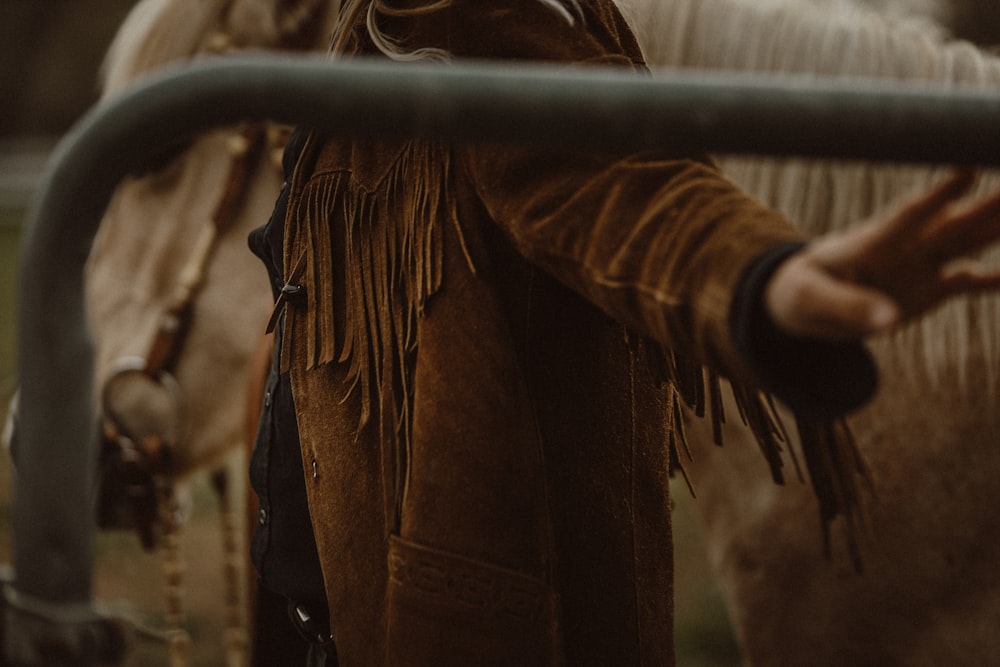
left=615, top=0, right=1000, bottom=662
left=682, top=348, right=1000, bottom=665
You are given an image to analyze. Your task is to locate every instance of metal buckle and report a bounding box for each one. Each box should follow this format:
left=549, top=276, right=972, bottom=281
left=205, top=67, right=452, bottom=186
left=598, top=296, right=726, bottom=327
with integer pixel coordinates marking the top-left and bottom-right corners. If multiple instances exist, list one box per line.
left=288, top=601, right=333, bottom=647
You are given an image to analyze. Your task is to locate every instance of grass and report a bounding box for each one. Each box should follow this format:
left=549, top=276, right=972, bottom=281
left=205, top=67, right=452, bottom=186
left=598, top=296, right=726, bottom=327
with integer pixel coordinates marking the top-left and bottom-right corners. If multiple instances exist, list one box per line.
left=671, top=489, right=743, bottom=666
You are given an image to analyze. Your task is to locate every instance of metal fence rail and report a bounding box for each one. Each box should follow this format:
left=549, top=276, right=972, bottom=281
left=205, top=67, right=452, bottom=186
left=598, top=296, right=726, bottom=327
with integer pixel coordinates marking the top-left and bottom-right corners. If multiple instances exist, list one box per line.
left=9, top=53, right=1000, bottom=664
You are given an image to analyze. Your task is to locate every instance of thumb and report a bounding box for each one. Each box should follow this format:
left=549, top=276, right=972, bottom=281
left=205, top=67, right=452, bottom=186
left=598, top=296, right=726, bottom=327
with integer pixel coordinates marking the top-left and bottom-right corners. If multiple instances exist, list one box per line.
left=766, top=261, right=901, bottom=340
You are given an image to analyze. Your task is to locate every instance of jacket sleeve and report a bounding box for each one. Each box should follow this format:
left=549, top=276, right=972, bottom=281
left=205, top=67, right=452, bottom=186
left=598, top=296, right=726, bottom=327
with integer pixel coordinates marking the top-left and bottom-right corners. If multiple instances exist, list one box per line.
left=460, top=141, right=807, bottom=386
left=438, top=0, right=875, bottom=410
left=427, top=0, right=811, bottom=382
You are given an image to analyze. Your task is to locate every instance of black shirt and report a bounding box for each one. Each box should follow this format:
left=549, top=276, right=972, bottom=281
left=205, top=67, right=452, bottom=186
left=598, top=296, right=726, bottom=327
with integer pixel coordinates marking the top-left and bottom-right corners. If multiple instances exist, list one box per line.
left=247, top=127, right=327, bottom=605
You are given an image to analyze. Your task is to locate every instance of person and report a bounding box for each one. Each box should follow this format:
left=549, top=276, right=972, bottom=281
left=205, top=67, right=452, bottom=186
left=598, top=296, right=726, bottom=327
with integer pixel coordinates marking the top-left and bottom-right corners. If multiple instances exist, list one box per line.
left=247, top=1, right=1000, bottom=665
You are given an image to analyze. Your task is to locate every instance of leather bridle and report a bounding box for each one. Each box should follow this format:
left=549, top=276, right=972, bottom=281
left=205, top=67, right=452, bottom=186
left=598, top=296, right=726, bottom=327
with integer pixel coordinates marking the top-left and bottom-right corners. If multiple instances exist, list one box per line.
left=96, top=122, right=277, bottom=548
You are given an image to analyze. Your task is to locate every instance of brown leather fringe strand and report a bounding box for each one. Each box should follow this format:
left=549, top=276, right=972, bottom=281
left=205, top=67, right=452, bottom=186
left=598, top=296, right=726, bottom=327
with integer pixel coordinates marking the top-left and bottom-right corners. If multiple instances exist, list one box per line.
left=286, top=140, right=468, bottom=519
left=664, top=346, right=871, bottom=572
left=795, top=416, right=872, bottom=573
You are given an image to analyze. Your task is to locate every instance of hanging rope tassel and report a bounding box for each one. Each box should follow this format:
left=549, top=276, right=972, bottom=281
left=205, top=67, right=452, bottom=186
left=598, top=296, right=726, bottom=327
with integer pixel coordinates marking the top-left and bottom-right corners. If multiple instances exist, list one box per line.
left=159, top=490, right=192, bottom=667
left=215, top=468, right=250, bottom=667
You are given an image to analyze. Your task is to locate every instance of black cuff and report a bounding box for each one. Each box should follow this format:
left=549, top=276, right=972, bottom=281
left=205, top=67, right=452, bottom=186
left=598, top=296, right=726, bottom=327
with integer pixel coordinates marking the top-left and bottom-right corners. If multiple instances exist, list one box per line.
left=730, top=242, right=878, bottom=422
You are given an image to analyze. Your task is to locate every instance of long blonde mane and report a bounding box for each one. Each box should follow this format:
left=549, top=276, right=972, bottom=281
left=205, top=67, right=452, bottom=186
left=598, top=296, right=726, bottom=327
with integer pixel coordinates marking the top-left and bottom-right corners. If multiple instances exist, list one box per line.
left=617, top=0, right=1000, bottom=394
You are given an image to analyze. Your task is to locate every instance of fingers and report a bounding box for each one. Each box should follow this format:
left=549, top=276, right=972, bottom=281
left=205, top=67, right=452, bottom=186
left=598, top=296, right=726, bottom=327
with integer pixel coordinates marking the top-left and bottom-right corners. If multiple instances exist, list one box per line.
left=764, top=168, right=1000, bottom=343
left=888, top=167, right=978, bottom=235
left=940, top=260, right=1000, bottom=296
left=925, top=185, right=1000, bottom=262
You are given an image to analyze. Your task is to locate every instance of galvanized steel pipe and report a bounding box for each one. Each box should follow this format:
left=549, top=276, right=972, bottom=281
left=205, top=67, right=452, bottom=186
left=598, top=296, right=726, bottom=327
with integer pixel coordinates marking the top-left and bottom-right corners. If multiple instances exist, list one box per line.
left=11, top=52, right=1000, bottom=647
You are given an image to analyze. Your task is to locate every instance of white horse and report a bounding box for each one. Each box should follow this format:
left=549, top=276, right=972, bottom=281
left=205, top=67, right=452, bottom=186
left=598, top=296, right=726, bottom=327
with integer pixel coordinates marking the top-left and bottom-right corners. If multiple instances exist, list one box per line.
left=15, top=0, right=334, bottom=664
left=615, top=0, right=1000, bottom=663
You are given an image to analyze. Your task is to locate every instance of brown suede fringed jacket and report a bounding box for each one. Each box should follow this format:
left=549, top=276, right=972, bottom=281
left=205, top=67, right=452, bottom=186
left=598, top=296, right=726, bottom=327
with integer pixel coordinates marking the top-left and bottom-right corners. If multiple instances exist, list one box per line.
left=271, top=1, right=870, bottom=664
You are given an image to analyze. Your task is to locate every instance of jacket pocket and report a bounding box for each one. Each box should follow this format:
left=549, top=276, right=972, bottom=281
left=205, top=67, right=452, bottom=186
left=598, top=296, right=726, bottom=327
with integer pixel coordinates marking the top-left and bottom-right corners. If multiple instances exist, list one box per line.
left=385, top=535, right=559, bottom=666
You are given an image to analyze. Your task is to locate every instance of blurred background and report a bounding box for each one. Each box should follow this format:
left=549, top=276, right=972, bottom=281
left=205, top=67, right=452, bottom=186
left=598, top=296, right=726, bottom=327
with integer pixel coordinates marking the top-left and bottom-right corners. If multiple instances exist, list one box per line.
left=0, top=0, right=740, bottom=664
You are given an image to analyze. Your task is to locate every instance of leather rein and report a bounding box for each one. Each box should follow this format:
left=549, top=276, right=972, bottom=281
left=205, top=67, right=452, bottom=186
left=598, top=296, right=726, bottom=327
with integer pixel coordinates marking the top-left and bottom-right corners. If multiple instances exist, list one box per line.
left=97, top=122, right=280, bottom=548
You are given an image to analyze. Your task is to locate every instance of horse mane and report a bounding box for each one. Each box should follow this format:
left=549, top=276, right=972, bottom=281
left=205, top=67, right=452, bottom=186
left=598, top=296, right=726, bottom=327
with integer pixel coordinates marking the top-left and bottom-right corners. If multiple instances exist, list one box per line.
left=100, top=0, right=335, bottom=98
left=618, top=0, right=1000, bottom=394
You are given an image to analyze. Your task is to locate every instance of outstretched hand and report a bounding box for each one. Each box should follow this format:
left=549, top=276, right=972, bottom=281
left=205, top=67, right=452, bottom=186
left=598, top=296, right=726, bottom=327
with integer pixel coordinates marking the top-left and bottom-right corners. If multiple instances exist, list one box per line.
left=765, top=168, right=1000, bottom=341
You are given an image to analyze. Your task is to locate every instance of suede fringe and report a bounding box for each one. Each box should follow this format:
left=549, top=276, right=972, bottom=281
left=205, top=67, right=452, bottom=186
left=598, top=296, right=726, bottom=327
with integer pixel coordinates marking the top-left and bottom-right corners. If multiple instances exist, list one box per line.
left=660, top=343, right=870, bottom=571
left=794, top=416, right=871, bottom=572
left=286, top=140, right=469, bottom=522
left=287, top=139, right=869, bottom=569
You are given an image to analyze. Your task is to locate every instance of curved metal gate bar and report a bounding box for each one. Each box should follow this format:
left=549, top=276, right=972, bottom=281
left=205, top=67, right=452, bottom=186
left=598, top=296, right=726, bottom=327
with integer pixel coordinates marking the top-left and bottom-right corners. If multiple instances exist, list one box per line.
left=9, top=53, right=1000, bottom=663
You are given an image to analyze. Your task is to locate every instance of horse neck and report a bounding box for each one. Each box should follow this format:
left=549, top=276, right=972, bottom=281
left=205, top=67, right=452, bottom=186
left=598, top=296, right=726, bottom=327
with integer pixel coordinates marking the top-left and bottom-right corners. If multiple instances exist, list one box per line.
left=625, top=0, right=966, bottom=80
left=624, top=0, right=1000, bottom=398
